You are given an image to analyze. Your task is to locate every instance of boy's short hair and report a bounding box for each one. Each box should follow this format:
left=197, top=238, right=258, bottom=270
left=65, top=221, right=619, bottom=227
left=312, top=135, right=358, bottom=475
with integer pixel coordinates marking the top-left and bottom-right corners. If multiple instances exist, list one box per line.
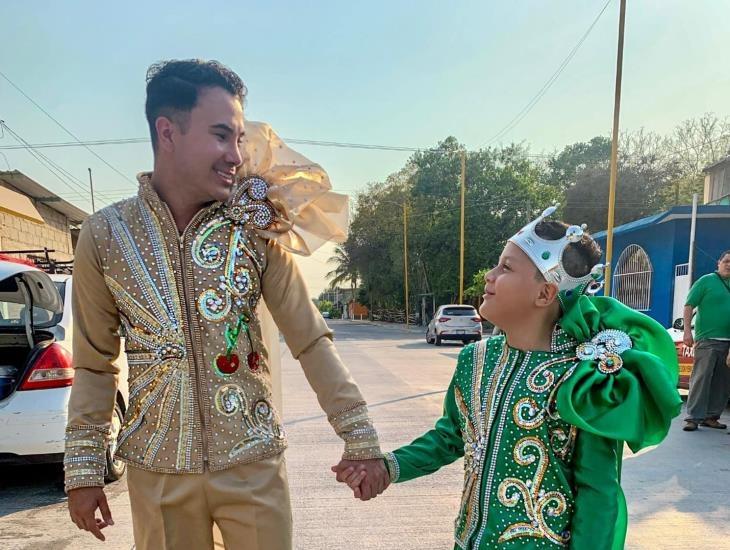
left=534, top=220, right=603, bottom=280
left=145, top=59, right=247, bottom=151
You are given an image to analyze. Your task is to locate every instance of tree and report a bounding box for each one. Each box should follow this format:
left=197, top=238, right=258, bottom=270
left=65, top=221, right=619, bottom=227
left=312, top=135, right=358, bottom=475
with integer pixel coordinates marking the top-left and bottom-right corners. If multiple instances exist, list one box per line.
left=317, top=300, right=334, bottom=317
left=664, top=113, right=730, bottom=204
left=551, top=131, right=678, bottom=232
left=326, top=242, right=359, bottom=296
left=348, top=137, right=559, bottom=310
left=547, top=136, right=611, bottom=190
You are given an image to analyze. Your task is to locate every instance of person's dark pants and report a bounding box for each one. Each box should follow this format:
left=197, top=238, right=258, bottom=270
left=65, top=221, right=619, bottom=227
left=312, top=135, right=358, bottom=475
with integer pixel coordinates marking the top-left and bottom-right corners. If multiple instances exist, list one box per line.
left=685, top=339, right=730, bottom=422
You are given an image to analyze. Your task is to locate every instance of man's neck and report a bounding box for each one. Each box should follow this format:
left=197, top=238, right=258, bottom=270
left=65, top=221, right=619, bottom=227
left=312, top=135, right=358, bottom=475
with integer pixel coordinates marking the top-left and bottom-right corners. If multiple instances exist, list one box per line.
left=149, top=170, right=205, bottom=234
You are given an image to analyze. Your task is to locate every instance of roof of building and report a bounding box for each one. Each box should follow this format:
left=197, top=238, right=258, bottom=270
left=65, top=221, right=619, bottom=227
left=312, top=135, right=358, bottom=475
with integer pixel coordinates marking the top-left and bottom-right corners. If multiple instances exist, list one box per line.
left=703, top=155, right=730, bottom=173
left=592, top=204, right=730, bottom=240
left=0, top=170, right=88, bottom=224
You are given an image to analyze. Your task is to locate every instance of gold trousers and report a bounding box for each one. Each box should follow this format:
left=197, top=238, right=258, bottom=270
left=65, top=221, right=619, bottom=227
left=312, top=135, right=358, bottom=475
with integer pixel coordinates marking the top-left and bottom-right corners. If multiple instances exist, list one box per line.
left=127, top=453, right=292, bottom=550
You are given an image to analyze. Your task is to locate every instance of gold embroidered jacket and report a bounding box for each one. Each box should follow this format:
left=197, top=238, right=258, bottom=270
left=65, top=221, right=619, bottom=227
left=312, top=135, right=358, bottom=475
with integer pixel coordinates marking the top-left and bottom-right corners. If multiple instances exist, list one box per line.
left=64, top=176, right=381, bottom=492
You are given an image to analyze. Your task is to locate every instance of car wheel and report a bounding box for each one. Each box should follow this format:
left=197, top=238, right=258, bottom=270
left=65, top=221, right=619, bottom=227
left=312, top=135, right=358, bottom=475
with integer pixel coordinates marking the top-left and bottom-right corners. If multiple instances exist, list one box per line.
left=435, top=334, right=442, bottom=346
left=105, top=401, right=127, bottom=483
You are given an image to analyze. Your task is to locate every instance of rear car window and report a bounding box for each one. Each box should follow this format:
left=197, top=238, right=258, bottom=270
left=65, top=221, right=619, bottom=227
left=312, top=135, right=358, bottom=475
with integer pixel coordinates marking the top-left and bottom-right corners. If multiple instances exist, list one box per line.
left=0, top=279, right=65, bottom=328
left=442, top=307, right=477, bottom=316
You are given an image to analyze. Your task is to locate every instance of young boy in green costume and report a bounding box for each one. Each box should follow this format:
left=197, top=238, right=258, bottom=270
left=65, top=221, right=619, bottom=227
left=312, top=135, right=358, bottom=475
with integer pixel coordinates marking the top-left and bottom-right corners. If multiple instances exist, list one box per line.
left=334, top=206, right=682, bottom=549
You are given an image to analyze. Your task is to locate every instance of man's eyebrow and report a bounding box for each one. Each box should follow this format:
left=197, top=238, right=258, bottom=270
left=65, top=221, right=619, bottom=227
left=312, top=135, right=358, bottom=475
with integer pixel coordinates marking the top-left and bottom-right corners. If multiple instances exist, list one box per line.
left=210, top=123, right=234, bottom=133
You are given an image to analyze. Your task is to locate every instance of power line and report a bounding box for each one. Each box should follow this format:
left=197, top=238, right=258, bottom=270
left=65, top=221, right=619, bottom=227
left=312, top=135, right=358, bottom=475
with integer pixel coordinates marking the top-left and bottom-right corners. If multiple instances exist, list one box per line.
left=0, top=137, right=150, bottom=150
left=485, top=0, right=613, bottom=145
left=1, top=122, right=92, bottom=196
left=0, top=121, right=121, bottom=208
left=2, top=131, right=726, bottom=166
left=0, top=135, right=554, bottom=159
left=0, top=70, right=136, bottom=185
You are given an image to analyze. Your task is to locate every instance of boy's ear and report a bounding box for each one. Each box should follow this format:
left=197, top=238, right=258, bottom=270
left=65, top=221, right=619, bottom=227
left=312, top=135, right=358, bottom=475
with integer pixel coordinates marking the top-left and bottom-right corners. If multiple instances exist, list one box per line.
left=536, top=282, right=559, bottom=307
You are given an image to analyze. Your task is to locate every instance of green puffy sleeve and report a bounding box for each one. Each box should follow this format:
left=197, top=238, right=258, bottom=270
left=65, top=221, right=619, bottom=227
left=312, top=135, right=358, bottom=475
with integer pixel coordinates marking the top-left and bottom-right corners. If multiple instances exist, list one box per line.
left=569, top=431, right=625, bottom=550
left=384, top=359, right=465, bottom=483
left=556, top=295, right=682, bottom=452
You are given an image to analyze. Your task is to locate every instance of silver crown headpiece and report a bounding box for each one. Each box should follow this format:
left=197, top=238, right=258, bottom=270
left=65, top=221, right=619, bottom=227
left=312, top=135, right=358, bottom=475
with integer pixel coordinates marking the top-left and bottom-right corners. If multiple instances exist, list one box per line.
left=508, top=205, right=604, bottom=292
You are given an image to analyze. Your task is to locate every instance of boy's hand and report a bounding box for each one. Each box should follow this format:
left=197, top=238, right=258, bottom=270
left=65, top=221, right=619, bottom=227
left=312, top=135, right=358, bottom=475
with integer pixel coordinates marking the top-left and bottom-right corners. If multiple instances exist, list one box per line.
left=337, top=464, right=368, bottom=498
left=331, top=458, right=390, bottom=500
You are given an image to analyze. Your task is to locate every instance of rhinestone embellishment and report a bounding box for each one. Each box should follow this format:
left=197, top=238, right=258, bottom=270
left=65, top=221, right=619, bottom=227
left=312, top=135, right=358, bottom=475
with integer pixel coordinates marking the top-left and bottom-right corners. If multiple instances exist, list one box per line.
left=575, top=329, right=632, bottom=374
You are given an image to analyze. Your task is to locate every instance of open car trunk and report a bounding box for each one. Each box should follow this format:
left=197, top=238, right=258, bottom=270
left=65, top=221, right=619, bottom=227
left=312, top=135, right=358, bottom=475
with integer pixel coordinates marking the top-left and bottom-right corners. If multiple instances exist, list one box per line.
left=0, top=262, right=63, bottom=400
left=0, top=332, right=55, bottom=400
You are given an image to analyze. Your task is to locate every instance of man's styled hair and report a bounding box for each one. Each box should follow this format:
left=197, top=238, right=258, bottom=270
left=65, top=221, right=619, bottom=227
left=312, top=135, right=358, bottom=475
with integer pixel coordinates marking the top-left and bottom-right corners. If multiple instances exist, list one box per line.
left=534, top=220, right=603, bottom=279
left=145, top=59, right=247, bottom=150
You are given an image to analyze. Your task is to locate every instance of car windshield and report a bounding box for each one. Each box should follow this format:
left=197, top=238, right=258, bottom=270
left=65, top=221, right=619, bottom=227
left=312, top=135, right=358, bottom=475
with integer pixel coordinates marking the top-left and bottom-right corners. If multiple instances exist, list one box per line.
left=0, top=280, right=65, bottom=329
left=442, top=307, right=477, bottom=316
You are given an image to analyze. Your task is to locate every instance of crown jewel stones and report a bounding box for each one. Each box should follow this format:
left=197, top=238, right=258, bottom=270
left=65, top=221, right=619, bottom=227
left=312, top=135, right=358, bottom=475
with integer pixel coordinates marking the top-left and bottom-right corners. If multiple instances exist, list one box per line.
left=575, top=329, right=633, bottom=374
left=508, top=205, right=603, bottom=292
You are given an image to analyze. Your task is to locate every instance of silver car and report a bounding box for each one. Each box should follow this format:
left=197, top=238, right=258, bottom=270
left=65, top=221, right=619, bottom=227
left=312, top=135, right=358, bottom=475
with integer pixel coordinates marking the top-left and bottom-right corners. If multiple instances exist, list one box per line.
left=426, top=304, right=482, bottom=346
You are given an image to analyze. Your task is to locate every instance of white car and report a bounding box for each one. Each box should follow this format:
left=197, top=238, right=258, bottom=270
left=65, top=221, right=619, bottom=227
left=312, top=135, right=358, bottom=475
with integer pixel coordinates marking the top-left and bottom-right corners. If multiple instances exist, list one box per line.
left=426, top=304, right=483, bottom=346
left=0, top=260, right=128, bottom=482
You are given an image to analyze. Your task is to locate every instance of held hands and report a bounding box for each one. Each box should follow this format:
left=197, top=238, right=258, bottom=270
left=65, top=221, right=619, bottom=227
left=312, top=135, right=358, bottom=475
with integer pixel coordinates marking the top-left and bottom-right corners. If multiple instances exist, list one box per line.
left=331, top=458, right=390, bottom=501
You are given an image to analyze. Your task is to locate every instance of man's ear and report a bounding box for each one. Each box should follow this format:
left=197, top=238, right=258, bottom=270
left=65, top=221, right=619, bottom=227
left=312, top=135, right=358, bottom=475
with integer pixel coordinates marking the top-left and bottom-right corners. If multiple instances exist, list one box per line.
left=536, top=282, right=559, bottom=308
left=155, top=116, right=176, bottom=153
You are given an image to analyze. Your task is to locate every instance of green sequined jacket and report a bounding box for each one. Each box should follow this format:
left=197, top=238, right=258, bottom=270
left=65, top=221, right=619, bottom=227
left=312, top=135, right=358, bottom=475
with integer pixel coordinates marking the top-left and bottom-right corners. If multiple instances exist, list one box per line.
left=384, top=296, right=681, bottom=549
left=64, top=175, right=381, bottom=492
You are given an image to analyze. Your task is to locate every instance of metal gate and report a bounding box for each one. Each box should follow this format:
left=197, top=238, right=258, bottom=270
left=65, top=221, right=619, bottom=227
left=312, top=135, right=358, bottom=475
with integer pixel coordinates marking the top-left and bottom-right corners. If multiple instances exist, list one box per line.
left=612, top=244, right=653, bottom=311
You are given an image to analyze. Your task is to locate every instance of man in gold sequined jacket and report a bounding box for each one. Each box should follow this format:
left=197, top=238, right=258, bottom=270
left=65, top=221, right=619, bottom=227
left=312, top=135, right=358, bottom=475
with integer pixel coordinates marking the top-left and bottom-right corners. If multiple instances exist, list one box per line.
left=64, top=59, right=387, bottom=550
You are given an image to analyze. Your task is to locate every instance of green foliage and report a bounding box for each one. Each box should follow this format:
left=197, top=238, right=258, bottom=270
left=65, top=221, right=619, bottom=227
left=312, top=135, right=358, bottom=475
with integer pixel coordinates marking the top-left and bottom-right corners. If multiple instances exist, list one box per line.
left=317, top=300, right=335, bottom=316
left=326, top=113, right=730, bottom=314
left=465, top=268, right=489, bottom=303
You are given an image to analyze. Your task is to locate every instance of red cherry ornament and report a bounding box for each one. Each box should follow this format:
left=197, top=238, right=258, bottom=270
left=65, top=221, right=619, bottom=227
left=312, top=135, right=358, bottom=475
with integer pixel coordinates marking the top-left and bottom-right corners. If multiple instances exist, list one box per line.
left=216, top=353, right=240, bottom=375
left=247, top=352, right=261, bottom=372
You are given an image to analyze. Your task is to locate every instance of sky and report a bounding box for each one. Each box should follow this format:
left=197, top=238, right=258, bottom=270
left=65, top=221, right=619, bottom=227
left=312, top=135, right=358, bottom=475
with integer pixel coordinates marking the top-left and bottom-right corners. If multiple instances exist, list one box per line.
left=1, top=0, right=728, bottom=296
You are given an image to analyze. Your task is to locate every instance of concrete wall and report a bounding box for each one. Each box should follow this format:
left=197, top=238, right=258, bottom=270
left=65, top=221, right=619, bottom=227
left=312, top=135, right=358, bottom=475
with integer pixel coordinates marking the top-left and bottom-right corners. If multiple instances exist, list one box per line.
left=0, top=184, right=74, bottom=261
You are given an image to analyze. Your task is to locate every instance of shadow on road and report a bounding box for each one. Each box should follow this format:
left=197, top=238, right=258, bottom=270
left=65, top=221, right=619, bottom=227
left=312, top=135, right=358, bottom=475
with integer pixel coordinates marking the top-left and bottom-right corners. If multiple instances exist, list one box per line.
left=0, top=463, right=66, bottom=517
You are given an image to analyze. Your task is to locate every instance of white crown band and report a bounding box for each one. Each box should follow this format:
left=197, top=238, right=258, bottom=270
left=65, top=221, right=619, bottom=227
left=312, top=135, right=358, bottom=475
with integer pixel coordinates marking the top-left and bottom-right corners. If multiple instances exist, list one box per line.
left=508, top=205, right=603, bottom=292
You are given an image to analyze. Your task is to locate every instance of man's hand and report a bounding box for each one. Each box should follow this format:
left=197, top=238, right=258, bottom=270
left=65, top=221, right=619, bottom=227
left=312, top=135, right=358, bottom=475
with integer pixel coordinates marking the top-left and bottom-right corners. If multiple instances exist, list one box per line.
left=68, top=486, right=114, bottom=541
left=683, top=331, right=694, bottom=348
left=331, top=458, right=390, bottom=501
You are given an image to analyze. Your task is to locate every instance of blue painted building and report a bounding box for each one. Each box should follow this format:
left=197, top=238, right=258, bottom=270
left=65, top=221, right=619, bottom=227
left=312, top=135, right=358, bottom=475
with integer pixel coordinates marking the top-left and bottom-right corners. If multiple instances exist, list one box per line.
left=592, top=205, right=730, bottom=328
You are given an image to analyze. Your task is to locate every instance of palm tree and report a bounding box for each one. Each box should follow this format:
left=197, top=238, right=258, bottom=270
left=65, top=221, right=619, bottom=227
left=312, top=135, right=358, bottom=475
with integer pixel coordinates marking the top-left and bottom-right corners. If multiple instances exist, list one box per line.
left=326, top=243, right=360, bottom=308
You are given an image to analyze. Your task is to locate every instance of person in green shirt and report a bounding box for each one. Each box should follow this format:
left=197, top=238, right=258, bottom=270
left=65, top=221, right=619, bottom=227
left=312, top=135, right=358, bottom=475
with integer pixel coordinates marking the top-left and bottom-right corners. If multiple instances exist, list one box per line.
left=334, top=206, right=681, bottom=549
left=682, top=250, right=730, bottom=432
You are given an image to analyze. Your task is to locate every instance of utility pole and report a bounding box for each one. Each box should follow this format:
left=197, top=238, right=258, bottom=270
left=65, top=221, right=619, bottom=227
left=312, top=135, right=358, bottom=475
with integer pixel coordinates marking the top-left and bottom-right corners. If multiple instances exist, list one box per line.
left=88, top=168, right=96, bottom=213
left=603, top=0, right=627, bottom=297
left=459, top=149, right=466, bottom=303
left=403, top=201, right=409, bottom=328
left=688, top=193, right=698, bottom=284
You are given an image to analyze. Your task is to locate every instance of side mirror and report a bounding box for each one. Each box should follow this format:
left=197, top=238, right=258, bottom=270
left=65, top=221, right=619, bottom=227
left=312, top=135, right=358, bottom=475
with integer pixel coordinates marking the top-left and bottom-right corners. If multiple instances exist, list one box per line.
left=672, top=318, right=684, bottom=331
